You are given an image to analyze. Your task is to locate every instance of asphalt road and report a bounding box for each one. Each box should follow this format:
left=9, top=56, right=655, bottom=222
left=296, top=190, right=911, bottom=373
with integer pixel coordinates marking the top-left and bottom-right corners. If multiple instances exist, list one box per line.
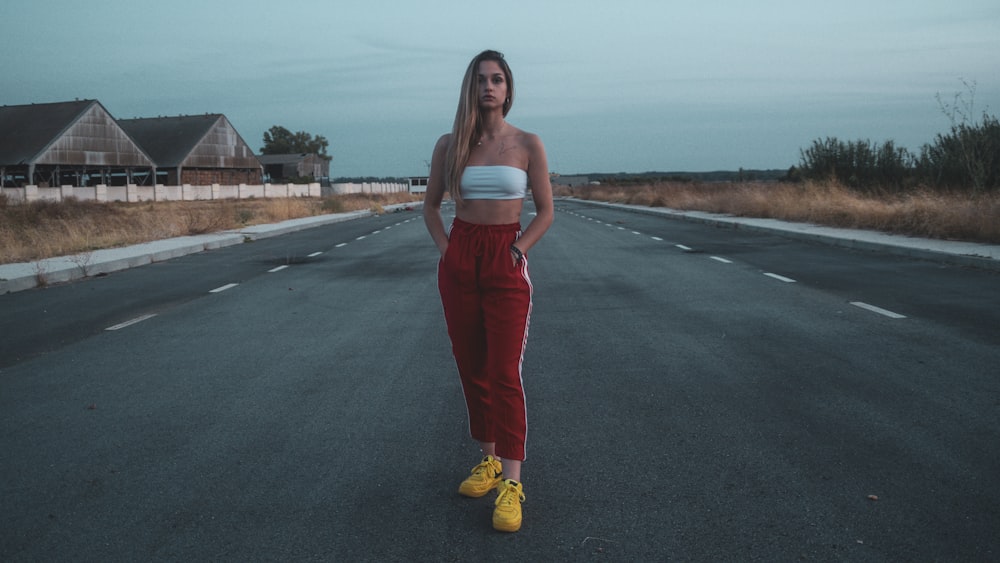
left=2, top=200, right=998, bottom=561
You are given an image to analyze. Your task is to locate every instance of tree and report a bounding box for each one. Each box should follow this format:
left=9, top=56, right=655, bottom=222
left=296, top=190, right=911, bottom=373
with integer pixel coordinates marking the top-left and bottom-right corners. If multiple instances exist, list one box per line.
left=260, top=126, right=332, bottom=161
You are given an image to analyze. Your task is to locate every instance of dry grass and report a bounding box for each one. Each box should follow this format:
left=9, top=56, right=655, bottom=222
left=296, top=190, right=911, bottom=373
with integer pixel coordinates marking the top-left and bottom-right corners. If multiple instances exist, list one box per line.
left=5, top=182, right=996, bottom=265
left=0, top=193, right=420, bottom=264
left=554, top=181, right=1000, bottom=244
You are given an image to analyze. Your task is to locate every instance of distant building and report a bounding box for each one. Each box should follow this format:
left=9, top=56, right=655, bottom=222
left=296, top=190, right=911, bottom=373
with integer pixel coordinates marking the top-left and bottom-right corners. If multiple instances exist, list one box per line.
left=409, top=176, right=429, bottom=194
left=257, top=153, right=330, bottom=185
left=0, top=99, right=155, bottom=187
left=551, top=174, right=590, bottom=187
left=118, top=114, right=261, bottom=185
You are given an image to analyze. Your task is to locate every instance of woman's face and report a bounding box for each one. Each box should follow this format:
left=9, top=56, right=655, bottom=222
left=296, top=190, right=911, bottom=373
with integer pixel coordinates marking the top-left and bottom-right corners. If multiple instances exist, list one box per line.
left=477, top=60, right=508, bottom=112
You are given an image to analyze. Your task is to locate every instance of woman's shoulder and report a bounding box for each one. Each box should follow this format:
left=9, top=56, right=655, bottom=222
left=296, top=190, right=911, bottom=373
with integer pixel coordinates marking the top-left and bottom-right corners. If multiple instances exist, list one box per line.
left=505, top=125, right=542, bottom=147
left=435, top=133, right=453, bottom=147
left=432, top=133, right=453, bottom=156
left=510, top=127, right=544, bottom=154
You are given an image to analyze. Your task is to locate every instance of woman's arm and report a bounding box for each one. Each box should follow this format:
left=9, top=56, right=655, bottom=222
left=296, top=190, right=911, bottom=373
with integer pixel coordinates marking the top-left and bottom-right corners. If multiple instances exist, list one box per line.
left=512, top=133, right=554, bottom=256
left=423, top=134, right=451, bottom=256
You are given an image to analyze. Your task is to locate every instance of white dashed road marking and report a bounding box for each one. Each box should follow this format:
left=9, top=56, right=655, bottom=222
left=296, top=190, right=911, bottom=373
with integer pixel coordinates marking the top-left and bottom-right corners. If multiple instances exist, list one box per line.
left=565, top=206, right=915, bottom=325
left=851, top=302, right=907, bottom=319
left=764, top=273, right=797, bottom=283
left=210, top=283, right=238, bottom=293
left=268, top=265, right=289, bottom=273
left=106, top=313, right=157, bottom=331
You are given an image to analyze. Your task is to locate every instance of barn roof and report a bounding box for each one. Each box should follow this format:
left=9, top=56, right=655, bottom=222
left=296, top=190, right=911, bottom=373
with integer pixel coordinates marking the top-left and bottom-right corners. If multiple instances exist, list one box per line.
left=118, top=114, right=222, bottom=167
left=0, top=99, right=154, bottom=168
left=0, top=100, right=99, bottom=164
left=118, top=114, right=260, bottom=169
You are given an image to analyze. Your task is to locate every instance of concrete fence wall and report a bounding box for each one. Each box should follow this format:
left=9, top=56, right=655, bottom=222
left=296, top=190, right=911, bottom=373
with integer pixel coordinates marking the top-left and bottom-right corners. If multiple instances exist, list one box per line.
left=0, top=182, right=418, bottom=203
left=1, top=183, right=323, bottom=203
left=326, top=182, right=412, bottom=196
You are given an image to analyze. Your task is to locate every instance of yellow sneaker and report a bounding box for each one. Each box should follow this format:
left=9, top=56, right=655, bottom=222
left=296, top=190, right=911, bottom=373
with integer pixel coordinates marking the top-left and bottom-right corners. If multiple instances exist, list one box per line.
left=458, top=456, right=503, bottom=498
left=493, top=479, right=525, bottom=532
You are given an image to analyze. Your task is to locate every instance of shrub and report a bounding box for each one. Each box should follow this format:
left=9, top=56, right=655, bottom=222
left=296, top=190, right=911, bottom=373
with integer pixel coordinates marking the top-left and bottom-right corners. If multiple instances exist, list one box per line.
left=917, top=113, right=1000, bottom=192
left=798, top=137, right=915, bottom=193
left=799, top=80, right=998, bottom=193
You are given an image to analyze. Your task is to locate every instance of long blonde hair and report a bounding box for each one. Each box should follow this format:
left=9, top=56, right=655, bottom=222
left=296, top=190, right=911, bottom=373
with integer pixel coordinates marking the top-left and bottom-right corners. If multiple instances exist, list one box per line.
left=445, top=50, right=515, bottom=203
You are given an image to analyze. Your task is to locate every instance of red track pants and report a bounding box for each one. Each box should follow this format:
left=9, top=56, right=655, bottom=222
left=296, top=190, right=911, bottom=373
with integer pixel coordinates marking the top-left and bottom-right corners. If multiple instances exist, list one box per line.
left=438, top=218, right=533, bottom=461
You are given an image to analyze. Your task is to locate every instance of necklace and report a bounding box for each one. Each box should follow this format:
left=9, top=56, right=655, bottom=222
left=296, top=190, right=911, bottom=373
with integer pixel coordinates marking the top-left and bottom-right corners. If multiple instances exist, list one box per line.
left=477, top=123, right=505, bottom=147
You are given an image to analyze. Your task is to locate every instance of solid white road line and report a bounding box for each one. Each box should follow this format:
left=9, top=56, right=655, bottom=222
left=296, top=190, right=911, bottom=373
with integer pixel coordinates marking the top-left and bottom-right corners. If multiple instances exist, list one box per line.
left=710, top=256, right=733, bottom=263
left=268, top=265, right=289, bottom=273
left=851, top=301, right=907, bottom=319
left=210, top=283, right=238, bottom=293
left=764, top=273, right=797, bottom=283
left=106, top=313, right=157, bottom=331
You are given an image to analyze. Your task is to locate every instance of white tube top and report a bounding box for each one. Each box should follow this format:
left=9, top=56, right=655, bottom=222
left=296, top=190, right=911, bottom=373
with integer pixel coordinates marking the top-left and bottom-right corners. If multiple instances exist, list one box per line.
left=461, top=165, right=528, bottom=200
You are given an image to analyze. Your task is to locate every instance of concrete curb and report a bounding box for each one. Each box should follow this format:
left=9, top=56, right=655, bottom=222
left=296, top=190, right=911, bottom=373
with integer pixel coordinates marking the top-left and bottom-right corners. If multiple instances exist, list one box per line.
left=0, top=205, right=416, bottom=294
left=571, top=198, right=1000, bottom=271
left=0, top=233, right=248, bottom=294
left=235, top=209, right=372, bottom=240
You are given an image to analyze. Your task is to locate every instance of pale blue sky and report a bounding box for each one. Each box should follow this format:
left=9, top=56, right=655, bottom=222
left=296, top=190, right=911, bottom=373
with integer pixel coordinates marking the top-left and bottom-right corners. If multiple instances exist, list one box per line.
left=3, top=0, right=998, bottom=178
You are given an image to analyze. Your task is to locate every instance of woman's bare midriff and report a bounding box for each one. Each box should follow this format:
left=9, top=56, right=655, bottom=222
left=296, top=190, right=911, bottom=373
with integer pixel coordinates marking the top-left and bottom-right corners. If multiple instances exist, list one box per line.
left=456, top=199, right=525, bottom=225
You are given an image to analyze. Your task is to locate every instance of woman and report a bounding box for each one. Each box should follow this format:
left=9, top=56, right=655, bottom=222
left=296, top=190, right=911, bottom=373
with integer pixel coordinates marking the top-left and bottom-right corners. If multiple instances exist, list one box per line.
left=423, top=49, right=554, bottom=533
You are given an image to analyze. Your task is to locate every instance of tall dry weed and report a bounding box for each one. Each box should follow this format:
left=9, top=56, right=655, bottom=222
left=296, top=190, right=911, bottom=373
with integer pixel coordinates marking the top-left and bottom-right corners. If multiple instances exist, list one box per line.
left=559, top=181, right=1000, bottom=244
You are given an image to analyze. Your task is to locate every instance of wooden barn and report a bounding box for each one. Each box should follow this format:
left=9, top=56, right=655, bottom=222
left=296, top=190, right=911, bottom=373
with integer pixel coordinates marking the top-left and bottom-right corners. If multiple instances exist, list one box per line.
left=0, top=99, right=155, bottom=187
left=118, top=114, right=262, bottom=185
left=257, top=153, right=330, bottom=184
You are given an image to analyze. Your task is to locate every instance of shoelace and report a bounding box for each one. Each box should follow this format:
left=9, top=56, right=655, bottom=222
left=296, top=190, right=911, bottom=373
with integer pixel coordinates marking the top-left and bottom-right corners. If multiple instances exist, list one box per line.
left=495, top=482, right=525, bottom=507
left=470, top=458, right=499, bottom=478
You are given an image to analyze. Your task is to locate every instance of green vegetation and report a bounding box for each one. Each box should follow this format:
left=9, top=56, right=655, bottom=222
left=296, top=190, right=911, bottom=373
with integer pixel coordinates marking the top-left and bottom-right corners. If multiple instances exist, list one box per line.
left=796, top=81, right=999, bottom=193
left=260, top=126, right=332, bottom=160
